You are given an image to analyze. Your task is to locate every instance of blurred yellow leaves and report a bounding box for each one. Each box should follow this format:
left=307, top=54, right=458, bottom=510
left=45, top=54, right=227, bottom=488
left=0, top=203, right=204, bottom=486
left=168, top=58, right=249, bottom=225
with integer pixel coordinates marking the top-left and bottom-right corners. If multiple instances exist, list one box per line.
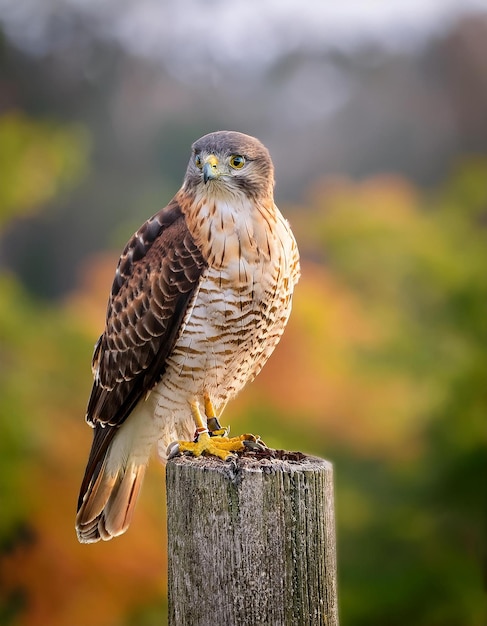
left=0, top=111, right=90, bottom=225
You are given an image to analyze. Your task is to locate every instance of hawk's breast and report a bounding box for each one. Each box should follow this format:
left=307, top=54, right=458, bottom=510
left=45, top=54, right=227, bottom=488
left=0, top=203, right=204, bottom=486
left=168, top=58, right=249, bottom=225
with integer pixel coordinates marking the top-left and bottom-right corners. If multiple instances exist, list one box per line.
left=160, top=195, right=300, bottom=412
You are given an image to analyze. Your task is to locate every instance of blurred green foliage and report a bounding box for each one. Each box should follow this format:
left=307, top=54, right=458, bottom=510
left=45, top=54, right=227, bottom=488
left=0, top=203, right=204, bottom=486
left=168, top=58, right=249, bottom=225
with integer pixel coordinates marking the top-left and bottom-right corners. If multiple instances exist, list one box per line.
left=0, top=274, right=88, bottom=545
left=0, top=111, right=90, bottom=225
left=0, top=110, right=485, bottom=625
left=292, top=170, right=487, bottom=625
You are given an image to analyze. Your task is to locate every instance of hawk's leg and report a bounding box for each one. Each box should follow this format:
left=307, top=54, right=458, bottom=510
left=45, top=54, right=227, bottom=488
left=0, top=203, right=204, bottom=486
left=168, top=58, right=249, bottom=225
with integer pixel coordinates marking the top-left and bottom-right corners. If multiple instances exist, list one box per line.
left=167, top=400, right=266, bottom=460
left=204, top=396, right=229, bottom=437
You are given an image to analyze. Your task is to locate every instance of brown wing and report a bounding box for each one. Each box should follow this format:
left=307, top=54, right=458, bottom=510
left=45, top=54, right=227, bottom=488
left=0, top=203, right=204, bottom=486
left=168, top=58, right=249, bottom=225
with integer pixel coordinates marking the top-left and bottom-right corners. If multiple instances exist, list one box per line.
left=78, top=198, right=206, bottom=508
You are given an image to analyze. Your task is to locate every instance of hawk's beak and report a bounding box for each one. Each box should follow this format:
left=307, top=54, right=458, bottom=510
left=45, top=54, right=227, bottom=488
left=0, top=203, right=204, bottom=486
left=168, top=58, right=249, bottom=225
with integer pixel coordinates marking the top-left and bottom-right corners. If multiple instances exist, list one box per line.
left=203, top=155, right=220, bottom=184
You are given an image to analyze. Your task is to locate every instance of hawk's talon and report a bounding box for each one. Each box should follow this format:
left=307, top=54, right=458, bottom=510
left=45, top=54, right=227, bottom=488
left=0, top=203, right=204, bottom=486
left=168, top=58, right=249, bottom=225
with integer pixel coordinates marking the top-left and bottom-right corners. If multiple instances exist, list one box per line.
left=243, top=438, right=268, bottom=452
left=167, top=441, right=181, bottom=460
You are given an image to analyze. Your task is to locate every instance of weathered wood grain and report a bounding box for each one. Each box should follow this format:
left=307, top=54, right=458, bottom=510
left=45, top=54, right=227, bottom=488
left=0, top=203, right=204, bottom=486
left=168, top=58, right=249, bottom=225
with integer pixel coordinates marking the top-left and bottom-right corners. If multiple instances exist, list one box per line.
left=166, top=452, right=338, bottom=626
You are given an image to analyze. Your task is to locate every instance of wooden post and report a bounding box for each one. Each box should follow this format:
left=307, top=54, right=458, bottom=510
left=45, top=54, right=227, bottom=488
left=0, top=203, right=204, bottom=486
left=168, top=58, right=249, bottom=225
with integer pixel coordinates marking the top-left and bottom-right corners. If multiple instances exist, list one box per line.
left=166, top=452, right=338, bottom=626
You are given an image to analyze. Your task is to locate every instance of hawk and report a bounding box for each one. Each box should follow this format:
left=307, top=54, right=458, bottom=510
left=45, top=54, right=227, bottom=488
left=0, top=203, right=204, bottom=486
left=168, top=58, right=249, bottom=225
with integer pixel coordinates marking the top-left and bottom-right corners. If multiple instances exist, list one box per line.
left=76, top=131, right=300, bottom=543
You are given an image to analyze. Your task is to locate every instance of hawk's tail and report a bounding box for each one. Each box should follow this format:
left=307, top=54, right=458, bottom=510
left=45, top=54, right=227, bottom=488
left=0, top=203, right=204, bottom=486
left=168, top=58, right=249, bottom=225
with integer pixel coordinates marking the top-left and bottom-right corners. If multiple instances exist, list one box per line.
left=76, top=457, right=146, bottom=544
left=76, top=417, right=153, bottom=543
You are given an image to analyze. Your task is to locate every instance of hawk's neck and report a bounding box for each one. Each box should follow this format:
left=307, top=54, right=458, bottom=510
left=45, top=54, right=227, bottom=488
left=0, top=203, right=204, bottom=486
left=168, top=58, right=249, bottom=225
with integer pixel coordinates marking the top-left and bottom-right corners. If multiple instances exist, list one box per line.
left=176, top=188, right=279, bottom=270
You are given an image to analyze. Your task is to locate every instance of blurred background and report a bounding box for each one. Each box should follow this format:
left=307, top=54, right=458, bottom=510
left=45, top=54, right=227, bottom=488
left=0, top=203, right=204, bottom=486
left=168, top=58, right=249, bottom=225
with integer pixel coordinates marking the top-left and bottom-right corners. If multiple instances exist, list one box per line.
left=0, top=1, right=486, bottom=624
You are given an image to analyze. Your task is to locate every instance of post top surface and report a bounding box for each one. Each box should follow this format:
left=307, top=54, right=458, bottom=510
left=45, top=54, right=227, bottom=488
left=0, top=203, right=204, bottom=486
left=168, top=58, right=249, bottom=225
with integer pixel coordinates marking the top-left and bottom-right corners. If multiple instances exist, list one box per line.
left=167, top=450, right=333, bottom=477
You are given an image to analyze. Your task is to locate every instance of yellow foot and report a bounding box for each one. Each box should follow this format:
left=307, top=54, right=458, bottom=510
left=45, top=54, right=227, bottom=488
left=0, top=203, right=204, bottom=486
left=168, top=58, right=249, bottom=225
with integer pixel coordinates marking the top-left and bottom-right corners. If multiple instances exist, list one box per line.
left=167, top=432, right=266, bottom=461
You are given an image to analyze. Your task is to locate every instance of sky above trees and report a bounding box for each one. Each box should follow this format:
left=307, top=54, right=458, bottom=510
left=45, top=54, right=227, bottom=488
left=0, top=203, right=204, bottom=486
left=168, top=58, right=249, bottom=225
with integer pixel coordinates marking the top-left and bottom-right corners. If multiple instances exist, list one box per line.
left=1, top=0, right=487, bottom=62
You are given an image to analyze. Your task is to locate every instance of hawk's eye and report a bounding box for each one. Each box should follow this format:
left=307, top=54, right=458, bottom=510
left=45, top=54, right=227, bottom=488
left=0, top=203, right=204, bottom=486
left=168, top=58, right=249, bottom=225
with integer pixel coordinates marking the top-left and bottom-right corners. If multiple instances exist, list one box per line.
left=229, top=155, right=245, bottom=170
left=195, top=154, right=203, bottom=169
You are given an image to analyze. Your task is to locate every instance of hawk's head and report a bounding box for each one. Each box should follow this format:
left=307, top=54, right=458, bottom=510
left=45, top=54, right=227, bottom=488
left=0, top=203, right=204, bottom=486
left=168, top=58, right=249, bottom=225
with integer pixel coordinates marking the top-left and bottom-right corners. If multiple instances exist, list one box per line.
left=183, top=131, right=275, bottom=202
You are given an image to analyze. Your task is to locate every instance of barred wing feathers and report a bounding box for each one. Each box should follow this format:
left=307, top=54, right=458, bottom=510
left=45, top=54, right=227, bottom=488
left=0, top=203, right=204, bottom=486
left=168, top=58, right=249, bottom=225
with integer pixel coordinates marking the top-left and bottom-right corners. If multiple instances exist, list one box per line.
left=76, top=200, right=206, bottom=541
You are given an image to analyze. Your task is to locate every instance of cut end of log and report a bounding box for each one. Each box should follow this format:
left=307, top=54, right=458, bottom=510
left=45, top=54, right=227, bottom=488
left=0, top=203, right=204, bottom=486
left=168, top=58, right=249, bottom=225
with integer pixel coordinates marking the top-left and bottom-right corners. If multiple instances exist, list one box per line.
left=167, top=448, right=333, bottom=480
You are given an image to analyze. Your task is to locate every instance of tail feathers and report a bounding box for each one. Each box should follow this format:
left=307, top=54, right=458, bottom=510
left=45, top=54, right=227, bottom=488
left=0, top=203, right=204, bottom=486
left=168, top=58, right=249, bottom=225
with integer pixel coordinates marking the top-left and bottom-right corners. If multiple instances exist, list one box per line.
left=76, top=458, right=146, bottom=543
